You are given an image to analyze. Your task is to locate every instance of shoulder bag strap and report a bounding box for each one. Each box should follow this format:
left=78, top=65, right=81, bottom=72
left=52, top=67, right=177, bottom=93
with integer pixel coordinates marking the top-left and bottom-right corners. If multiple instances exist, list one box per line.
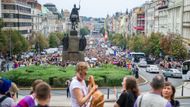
left=0, top=96, right=7, bottom=103
left=139, top=95, right=143, bottom=107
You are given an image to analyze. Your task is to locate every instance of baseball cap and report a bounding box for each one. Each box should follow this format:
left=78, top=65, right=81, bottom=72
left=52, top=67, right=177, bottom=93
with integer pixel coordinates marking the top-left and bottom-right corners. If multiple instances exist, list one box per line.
left=0, top=78, right=12, bottom=94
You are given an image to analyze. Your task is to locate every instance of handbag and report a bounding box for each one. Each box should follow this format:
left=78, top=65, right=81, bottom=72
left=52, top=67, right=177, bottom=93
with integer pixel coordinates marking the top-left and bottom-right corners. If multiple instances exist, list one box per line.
left=88, top=75, right=104, bottom=107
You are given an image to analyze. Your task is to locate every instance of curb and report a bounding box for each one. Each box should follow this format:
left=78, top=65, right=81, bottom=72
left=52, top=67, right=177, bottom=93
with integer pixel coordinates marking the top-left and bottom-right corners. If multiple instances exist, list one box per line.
left=175, top=96, right=190, bottom=99
left=103, top=96, right=190, bottom=103
left=176, top=82, right=188, bottom=89
left=19, top=87, right=66, bottom=90
left=138, top=75, right=149, bottom=86
left=105, top=99, right=116, bottom=102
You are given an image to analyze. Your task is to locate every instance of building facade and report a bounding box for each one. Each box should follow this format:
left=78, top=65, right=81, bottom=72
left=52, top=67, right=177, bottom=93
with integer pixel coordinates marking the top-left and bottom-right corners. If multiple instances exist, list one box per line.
left=144, top=0, right=184, bottom=37
left=0, top=0, right=2, bottom=18
left=1, top=0, right=32, bottom=38
left=183, top=0, right=190, bottom=39
left=129, top=7, right=145, bottom=35
left=40, top=6, right=56, bottom=36
left=157, top=0, right=170, bottom=35
left=166, top=0, right=183, bottom=35
left=27, top=0, right=42, bottom=33
left=43, top=3, right=61, bottom=19
left=144, top=1, right=156, bottom=36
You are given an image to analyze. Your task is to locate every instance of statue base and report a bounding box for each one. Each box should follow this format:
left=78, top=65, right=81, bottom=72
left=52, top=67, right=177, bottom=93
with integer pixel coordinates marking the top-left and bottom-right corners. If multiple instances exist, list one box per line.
left=62, top=30, right=85, bottom=62
left=70, top=30, right=78, bottom=36
left=62, top=51, right=84, bottom=61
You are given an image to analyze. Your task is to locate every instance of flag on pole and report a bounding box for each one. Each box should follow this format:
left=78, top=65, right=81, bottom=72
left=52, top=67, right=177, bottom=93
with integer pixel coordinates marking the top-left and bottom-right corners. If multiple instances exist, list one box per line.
left=104, top=16, right=108, bottom=41
left=104, top=31, right=108, bottom=41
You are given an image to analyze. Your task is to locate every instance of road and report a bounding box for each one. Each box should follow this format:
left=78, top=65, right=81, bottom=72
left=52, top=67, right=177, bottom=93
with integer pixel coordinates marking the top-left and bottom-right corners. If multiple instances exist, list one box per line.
left=138, top=67, right=183, bottom=92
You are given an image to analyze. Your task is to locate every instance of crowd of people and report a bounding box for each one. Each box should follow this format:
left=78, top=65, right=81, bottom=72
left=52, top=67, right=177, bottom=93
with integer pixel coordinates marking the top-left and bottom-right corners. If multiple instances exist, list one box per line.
left=114, top=75, right=180, bottom=107
left=0, top=38, right=183, bottom=107
left=1, top=42, right=129, bottom=73
left=84, top=44, right=127, bottom=68
left=0, top=53, right=65, bottom=72
left=0, top=78, right=51, bottom=107
left=159, top=60, right=182, bottom=69
left=0, top=61, right=181, bottom=107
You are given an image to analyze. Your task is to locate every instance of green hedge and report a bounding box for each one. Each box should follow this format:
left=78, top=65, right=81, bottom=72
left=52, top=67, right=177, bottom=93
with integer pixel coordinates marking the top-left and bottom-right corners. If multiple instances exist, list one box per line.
left=0, top=64, right=131, bottom=87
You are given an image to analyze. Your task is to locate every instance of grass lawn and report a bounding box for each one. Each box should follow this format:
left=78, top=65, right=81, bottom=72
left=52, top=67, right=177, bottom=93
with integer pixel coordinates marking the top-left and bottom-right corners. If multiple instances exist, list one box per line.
left=0, top=64, right=131, bottom=87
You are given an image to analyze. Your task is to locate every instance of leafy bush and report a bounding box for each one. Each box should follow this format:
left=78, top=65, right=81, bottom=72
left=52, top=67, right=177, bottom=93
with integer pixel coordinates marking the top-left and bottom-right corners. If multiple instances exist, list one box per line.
left=0, top=64, right=131, bottom=87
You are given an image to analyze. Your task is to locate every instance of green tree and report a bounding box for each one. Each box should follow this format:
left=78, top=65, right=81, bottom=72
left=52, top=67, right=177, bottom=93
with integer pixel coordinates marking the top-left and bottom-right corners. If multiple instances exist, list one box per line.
left=160, top=34, right=187, bottom=59
left=0, top=30, right=29, bottom=55
left=0, top=18, right=3, bottom=32
left=146, top=33, right=162, bottom=57
left=30, top=32, right=49, bottom=52
left=127, top=35, right=146, bottom=52
left=48, top=32, right=64, bottom=48
left=11, top=30, right=29, bottom=54
left=80, top=27, right=90, bottom=36
left=0, top=31, right=8, bottom=55
left=36, top=33, right=49, bottom=51
left=0, top=18, right=4, bottom=54
left=170, top=35, right=187, bottom=59
left=49, top=33, right=58, bottom=48
left=160, top=35, right=172, bottom=55
left=53, top=32, right=64, bottom=46
left=111, top=33, right=127, bottom=49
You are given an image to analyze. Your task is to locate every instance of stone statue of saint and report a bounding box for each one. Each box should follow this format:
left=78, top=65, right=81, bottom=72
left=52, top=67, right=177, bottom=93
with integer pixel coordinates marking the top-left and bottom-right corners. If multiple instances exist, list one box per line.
left=79, top=35, right=86, bottom=51
left=62, top=33, right=69, bottom=51
left=70, top=4, right=80, bottom=30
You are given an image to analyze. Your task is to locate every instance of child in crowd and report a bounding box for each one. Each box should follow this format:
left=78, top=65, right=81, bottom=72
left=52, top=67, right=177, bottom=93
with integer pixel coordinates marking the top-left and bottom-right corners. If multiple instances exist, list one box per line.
left=16, top=79, right=43, bottom=107
left=35, top=82, right=51, bottom=107
left=0, top=78, right=16, bottom=107
left=7, top=82, right=19, bottom=101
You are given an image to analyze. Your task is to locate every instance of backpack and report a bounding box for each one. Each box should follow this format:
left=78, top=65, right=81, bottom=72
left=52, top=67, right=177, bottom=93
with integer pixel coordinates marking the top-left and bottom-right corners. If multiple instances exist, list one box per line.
left=0, top=96, right=8, bottom=107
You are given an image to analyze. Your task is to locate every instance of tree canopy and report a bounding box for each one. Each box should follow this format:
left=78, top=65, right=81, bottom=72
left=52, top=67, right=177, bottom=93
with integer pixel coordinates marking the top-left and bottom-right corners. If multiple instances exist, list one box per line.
left=80, top=27, right=90, bottom=36
left=0, top=30, right=29, bottom=56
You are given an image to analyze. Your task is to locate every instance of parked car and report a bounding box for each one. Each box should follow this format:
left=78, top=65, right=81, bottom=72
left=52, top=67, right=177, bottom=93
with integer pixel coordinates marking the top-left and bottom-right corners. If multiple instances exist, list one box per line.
left=146, top=65, right=160, bottom=73
left=138, top=59, right=147, bottom=67
left=162, top=69, right=182, bottom=78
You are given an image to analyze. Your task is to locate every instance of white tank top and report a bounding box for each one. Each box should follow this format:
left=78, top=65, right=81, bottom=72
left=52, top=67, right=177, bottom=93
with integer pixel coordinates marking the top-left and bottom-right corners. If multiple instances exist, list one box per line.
left=69, top=76, right=88, bottom=107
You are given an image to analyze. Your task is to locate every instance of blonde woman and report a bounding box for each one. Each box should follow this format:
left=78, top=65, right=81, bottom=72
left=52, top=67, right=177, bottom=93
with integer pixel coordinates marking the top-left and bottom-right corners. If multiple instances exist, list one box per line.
left=70, top=62, right=97, bottom=107
left=7, top=82, right=19, bottom=101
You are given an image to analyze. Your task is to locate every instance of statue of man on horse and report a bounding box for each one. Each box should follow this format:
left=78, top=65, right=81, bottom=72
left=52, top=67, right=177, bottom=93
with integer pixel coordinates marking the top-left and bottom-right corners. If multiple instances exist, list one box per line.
left=70, top=4, right=80, bottom=30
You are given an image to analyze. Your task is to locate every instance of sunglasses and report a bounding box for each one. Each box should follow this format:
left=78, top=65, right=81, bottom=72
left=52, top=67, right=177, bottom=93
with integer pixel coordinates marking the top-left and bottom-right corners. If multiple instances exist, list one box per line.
left=80, top=72, right=87, bottom=76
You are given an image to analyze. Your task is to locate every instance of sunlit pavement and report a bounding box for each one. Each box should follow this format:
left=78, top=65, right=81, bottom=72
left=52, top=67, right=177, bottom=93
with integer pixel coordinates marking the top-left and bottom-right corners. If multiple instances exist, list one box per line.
left=17, top=81, right=190, bottom=107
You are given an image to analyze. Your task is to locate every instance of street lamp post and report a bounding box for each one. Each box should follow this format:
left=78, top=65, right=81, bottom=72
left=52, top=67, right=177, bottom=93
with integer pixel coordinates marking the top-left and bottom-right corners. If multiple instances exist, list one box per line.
left=8, top=10, right=13, bottom=60
left=181, top=0, right=184, bottom=36
left=9, top=29, right=12, bottom=60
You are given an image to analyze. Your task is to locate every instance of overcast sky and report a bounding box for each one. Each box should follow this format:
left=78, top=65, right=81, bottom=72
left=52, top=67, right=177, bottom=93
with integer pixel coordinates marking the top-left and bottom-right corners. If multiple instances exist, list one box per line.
left=38, top=0, right=148, bottom=18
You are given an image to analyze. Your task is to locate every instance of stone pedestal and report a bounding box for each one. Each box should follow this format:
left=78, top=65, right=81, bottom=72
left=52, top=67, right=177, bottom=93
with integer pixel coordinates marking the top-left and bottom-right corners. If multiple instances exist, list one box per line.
left=62, top=51, right=84, bottom=61
left=62, top=30, right=84, bottom=62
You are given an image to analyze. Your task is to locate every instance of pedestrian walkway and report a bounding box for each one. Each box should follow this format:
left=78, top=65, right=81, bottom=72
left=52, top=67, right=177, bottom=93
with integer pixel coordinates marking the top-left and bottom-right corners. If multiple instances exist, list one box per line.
left=17, top=81, right=190, bottom=107
left=175, top=82, right=190, bottom=98
left=17, top=94, right=116, bottom=107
